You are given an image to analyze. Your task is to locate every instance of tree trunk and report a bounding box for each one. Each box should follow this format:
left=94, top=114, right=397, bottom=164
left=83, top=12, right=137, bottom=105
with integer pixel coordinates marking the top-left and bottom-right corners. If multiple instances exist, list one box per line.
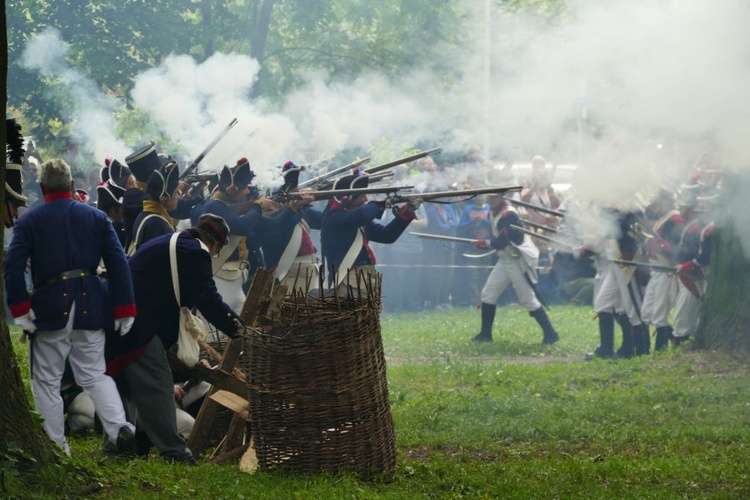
left=0, top=3, right=58, bottom=467
left=202, top=0, right=214, bottom=59
left=694, top=172, right=750, bottom=352
left=249, top=0, right=275, bottom=99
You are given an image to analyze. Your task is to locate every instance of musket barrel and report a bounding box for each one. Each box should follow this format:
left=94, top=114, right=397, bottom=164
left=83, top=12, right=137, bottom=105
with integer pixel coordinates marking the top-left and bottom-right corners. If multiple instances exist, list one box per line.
left=298, top=157, right=372, bottom=189
left=363, top=147, right=442, bottom=176
left=510, top=224, right=579, bottom=249
left=611, top=259, right=676, bottom=273
left=389, top=185, right=522, bottom=203
left=181, top=118, right=239, bottom=180
left=504, top=197, right=565, bottom=217
left=279, top=185, right=414, bottom=201
left=409, top=232, right=479, bottom=244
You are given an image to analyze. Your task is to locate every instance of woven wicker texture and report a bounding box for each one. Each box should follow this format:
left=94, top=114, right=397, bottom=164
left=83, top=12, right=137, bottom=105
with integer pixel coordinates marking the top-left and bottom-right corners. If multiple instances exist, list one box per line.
left=247, top=278, right=396, bottom=480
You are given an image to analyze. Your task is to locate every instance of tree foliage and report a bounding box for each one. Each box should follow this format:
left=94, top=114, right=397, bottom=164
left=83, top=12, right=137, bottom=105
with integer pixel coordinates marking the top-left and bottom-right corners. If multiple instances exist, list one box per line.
left=5, top=0, right=471, bottom=156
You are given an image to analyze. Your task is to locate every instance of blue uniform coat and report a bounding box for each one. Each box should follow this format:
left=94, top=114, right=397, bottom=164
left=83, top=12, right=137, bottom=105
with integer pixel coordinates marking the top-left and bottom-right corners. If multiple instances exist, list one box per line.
left=4, top=193, right=136, bottom=331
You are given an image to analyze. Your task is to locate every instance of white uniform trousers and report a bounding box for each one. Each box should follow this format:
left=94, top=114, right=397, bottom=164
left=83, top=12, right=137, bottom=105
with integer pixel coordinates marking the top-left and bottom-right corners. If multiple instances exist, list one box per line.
left=673, top=278, right=706, bottom=338
left=593, top=261, right=642, bottom=325
left=641, top=270, right=677, bottom=328
left=29, top=304, right=133, bottom=454
left=279, top=255, right=320, bottom=294
left=213, top=274, right=247, bottom=313
left=480, top=254, right=540, bottom=311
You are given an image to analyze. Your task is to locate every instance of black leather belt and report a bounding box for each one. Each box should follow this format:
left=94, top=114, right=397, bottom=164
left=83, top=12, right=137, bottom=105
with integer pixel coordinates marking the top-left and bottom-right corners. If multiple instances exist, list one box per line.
left=35, top=268, right=97, bottom=289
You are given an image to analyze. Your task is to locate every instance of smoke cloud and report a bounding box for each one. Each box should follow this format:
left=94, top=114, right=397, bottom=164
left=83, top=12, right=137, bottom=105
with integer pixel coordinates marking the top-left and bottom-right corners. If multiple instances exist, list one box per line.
left=20, top=29, right=130, bottom=168
left=17, top=1, right=750, bottom=247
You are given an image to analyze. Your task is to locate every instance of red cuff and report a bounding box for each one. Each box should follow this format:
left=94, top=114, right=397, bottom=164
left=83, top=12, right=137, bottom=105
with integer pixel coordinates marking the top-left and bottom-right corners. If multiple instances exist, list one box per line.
left=397, top=206, right=416, bottom=221
left=113, top=304, right=137, bottom=319
left=9, top=300, right=31, bottom=319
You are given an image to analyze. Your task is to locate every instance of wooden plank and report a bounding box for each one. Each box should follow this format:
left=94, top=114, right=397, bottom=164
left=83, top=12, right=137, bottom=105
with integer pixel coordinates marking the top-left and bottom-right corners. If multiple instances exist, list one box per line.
left=264, top=284, right=288, bottom=320
left=240, top=268, right=272, bottom=325
left=207, top=443, right=250, bottom=465
left=223, top=413, right=248, bottom=452
left=209, top=390, right=249, bottom=415
left=167, top=352, right=246, bottom=397
left=188, top=339, right=246, bottom=455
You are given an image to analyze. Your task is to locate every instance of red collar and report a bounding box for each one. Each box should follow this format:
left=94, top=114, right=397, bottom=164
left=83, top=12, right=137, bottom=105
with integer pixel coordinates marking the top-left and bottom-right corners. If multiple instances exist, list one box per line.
left=44, top=191, right=73, bottom=203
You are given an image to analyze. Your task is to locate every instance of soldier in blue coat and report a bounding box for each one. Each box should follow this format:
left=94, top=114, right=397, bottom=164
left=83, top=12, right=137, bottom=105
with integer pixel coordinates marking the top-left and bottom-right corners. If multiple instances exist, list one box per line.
left=4, top=158, right=137, bottom=457
left=127, top=159, right=180, bottom=255
left=320, top=169, right=420, bottom=292
left=106, top=214, right=243, bottom=464
left=261, top=162, right=322, bottom=294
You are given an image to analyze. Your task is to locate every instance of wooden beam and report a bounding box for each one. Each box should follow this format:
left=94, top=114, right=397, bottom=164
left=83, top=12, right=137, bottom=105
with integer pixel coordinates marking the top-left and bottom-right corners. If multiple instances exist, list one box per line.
left=167, top=352, right=246, bottom=398
left=187, top=339, right=245, bottom=455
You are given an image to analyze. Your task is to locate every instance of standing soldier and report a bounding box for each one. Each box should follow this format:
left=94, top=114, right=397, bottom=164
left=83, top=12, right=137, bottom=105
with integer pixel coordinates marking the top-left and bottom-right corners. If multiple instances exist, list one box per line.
left=587, top=209, right=648, bottom=359
left=4, top=158, right=137, bottom=457
left=127, top=159, right=181, bottom=254
left=261, top=162, right=322, bottom=294
left=673, top=192, right=715, bottom=344
left=320, top=169, right=420, bottom=293
left=471, top=194, right=560, bottom=344
left=640, top=189, right=684, bottom=351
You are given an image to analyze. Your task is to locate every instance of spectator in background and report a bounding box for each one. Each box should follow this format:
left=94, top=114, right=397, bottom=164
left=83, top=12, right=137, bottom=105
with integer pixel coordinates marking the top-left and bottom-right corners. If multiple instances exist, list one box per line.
left=419, top=189, right=458, bottom=309
left=520, top=155, right=561, bottom=227
left=452, top=196, right=492, bottom=307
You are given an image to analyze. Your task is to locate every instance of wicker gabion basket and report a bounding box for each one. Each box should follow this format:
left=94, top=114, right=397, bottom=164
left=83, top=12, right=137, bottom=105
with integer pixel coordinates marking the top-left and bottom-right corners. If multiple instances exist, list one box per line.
left=246, top=276, right=396, bottom=480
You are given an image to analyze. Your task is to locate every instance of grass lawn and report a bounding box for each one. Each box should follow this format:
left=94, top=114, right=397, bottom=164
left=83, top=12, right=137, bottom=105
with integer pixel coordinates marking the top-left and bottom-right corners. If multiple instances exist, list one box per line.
left=4, top=304, right=750, bottom=498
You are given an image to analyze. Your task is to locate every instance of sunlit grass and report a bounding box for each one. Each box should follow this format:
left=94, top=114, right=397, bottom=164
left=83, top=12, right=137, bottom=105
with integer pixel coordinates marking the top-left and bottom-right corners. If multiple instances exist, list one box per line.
left=4, top=305, right=750, bottom=498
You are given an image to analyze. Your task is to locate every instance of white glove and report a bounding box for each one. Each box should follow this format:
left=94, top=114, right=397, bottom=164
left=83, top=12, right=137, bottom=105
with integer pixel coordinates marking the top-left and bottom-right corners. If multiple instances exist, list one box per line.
left=114, top=316, right=135, bottom=337
left=15, top=309, right=37, bottom=333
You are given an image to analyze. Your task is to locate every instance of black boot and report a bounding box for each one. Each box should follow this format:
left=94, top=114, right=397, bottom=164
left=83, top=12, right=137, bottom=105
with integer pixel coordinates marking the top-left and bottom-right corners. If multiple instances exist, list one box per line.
left=673, top=335, right=689, bottom=346
left=654, top=325, right=673, bottom=351
left=588, top=312, right=615, bottom=359
left=530, top=307, right=560, bottom=345
left=615, top=314, right=634, bottom=359
left=472, top=303, right=495, bottom=342
left=634, top=323, right=650, bottom=356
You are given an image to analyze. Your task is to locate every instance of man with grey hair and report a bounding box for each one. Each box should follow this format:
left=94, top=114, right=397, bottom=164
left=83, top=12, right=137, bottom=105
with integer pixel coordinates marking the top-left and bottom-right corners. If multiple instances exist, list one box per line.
left=4, top=158, right=137, bottom=457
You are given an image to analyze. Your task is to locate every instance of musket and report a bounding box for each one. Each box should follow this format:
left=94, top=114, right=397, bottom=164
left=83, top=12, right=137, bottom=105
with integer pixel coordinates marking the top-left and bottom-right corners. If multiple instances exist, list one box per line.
left=389, top=185, right=523, bottom=204
left=180, top=118, right=239, bottom=180
left=505, top=197, right=566, bottom=218
left=409, top=232, right=480, bottom=244
left=610, top=259, right=676, bottom=274
left=297, top=156, right=372, bottom=189
left=521, top=219, right=562, bottom=234
left=510, top=224, right=580, bottom=249
left=278, top=185, right=414, bottom=202
left=362, top=147, right=442, bottom=176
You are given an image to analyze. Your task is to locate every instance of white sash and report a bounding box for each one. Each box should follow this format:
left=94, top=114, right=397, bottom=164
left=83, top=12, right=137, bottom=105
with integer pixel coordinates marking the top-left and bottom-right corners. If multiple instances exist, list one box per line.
left=274, top=223, right=304, bottom=281
left=336, top=228, right=364, bottom=286
left=211, top=235, right=242, bottom=275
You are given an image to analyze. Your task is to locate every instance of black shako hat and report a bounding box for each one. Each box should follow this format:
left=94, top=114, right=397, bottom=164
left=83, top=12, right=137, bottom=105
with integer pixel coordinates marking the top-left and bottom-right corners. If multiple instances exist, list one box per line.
left=218, top=157, right=255, bottom=192
left=96, top=179, right=126, bottom=211
left=125, top=142, right=160, bottom=183
left=280, top=161, right=303, bottom=192
left=331, top=168, right=369, bottom=204
left=147, top=158, right=180, bottom=201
